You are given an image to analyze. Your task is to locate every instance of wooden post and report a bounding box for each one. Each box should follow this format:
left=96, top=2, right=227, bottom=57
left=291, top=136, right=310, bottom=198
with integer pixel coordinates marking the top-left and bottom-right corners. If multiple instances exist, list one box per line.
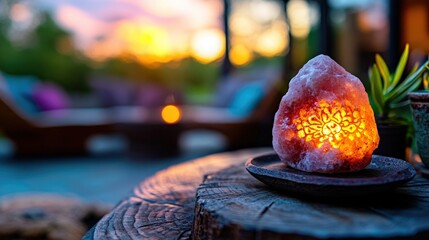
left=388, top=0, right=402, bottom=67
left=319, top=0, right=332, bottom=56
left=221, top=0, right=232, bottom=77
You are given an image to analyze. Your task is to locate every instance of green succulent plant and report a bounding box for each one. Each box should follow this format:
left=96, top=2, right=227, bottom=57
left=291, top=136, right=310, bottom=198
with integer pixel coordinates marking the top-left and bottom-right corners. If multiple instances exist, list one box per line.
left=368, top=44, right=429, bottom=124
left=423, top=70, right=429, bottom=91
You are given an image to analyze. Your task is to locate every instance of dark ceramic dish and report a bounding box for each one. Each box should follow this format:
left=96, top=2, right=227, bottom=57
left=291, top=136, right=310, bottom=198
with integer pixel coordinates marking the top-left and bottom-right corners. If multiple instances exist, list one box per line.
left=245, top=154, right=416, bottom=197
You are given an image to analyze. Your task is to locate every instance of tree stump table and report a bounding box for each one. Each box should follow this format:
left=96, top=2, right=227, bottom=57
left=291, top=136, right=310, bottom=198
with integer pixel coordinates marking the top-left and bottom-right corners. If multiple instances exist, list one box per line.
left=84, top=148, right=429, bottom=240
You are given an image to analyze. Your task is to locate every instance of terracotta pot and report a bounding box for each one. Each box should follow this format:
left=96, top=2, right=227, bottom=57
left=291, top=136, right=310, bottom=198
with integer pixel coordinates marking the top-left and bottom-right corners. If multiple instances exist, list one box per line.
left=409, top=91, right=429, bottom=167
left=373, top=123, right=407, bottom=160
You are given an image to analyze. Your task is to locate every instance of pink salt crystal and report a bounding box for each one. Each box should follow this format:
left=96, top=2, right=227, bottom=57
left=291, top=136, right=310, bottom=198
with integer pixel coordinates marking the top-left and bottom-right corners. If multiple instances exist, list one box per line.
left=272, top=55, right=379, bottom=173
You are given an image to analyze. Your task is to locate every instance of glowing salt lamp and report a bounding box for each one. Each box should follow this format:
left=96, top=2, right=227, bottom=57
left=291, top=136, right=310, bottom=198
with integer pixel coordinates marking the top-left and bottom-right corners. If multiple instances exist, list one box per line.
left=272, top=55, right=379, bottom=173
left=161, top=104, right=181, bottom=124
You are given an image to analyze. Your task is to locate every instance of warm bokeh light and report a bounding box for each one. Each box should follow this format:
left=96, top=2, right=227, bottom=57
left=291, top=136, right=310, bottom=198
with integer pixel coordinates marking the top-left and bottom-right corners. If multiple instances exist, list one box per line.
left=255, top=28, right=288, bottom=57
left=12, top=0, right=288, bottom=67
left=161, top=105, right=181, bottom=124
left=287, top=0, right=311, bottom=38
left=52, top=0, right=224, bottom=65
left=230, top=44, right=252, bottom=66
left=229, top=0, right=288, bottom=67
left=230, top=16, right=256, bottom=36
left=85, top=37, right=123, bottom=61
left=249, top=0, right=281, bottom=23
left=118, top=22, right=174, bottom=64
left=190, top=29, right=225, bottom=64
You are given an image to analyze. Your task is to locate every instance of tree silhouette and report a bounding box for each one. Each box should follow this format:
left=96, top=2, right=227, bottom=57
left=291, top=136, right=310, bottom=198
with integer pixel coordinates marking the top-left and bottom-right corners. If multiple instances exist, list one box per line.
left=0, top=10, right=90, bottom=92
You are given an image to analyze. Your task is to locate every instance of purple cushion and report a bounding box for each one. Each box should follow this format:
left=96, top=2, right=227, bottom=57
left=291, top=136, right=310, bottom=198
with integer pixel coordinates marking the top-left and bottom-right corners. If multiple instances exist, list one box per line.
left=30, top=83, right=70, bottom=111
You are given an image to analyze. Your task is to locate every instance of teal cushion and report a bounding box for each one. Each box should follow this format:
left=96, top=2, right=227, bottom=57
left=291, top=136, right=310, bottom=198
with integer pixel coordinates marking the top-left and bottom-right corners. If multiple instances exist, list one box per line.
left=228, top=82, right=265, bottom=117
left=3, top=74, right=39, bottom=115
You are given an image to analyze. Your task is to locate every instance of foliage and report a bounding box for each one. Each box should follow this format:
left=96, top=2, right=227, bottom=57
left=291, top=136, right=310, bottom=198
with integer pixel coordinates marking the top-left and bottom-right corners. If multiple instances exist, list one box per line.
left=0, top=10, right=221, bottom=96
left=423, top=70, right=429, bottom=91
left=368, top=44, right=429, bottom=124
left=0, top=11, right=91, bottom=92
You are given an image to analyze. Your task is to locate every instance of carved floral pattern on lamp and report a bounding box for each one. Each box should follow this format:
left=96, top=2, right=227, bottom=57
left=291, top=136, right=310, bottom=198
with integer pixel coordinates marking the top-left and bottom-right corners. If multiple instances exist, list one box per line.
left=294, top=100, right=368, bottom=150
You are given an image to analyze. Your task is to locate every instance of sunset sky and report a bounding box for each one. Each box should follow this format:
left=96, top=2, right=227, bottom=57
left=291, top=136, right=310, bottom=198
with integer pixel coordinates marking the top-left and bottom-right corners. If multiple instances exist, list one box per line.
left=12, top=0, right=289, bottom=66
left=37, top=0, right=223, bottom=64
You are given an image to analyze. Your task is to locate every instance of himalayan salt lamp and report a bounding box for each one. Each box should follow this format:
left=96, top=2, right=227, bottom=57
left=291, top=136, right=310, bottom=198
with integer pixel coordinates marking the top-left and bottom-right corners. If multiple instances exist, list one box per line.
left=272, top=55, right=379, bottom=173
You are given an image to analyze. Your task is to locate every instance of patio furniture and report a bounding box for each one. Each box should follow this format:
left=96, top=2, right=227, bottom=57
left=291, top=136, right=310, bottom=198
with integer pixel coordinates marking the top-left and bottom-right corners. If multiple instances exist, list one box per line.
left=182, top=78, right=284, bottom=150
left=0, top=92, right=116, bottom=157
left=111, top=106, right=182, bottom=158
left=84, top=148, right=429, bottom=239
left=0, top=67, right=283, bottom=157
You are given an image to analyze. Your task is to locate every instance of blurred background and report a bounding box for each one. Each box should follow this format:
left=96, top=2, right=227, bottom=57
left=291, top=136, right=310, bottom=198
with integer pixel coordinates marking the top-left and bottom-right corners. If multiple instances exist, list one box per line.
left=1, top=0, right=428, bottom=108
left=0, top=0, right=427, bottom=110
left=0, top=0, right=428, bottom=238
left=0, top=0, right=288, bottom=106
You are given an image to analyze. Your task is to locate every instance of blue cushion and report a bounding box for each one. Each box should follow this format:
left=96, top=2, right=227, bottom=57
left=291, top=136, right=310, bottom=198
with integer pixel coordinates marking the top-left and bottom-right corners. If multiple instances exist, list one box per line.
left=228, top=82, right=265, bottom=117
left=3, top=74, right=39, bottom=115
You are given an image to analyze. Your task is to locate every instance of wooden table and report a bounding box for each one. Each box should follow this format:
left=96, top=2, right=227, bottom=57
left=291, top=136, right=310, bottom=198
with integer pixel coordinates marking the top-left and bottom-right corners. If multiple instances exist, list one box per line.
left=84, top=148, right=429, bottom=240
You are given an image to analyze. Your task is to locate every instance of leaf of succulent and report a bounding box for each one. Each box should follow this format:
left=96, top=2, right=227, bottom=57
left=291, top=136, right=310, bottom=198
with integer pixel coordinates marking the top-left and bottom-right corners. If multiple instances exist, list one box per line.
left=424, top=71, right=429, bottom=90
left=370, top=64, right=384, bottom=115
left=405, top=63, right=419, bottom=80
left=391, top=100, right=411, bottom=108
left=388, top=44, right=409, bottom=93
left=424, top=64, right=429, bottom=90
left=385, top=59, right=429, bottom=103
left=375, top=54, right=391, bottom=93
left=367, top=68, right=379, bottom=114
left=390, top=78, right=421, bottom=105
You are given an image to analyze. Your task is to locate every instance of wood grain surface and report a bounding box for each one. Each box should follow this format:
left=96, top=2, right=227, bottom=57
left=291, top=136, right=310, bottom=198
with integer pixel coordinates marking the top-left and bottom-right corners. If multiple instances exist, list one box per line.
left=193, top=164, right=429, bottom=240
left=83, top=148, right=272, bottom=239
left=84, top=149, right=429, bottom=240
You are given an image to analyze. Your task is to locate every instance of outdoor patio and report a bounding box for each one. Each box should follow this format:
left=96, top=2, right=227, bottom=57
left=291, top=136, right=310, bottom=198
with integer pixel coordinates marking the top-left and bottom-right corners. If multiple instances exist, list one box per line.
left=0, top=134, right=226, bottom=204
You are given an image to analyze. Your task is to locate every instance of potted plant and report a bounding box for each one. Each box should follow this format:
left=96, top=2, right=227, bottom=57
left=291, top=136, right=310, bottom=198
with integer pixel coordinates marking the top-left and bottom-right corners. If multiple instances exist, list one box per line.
left=409, top=70, right=429, bottom=168
left=368, top=44, right=429, bottom=159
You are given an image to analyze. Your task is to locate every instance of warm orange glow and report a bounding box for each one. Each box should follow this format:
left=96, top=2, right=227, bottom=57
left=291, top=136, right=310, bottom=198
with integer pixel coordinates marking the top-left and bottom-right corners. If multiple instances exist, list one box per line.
left=116, top=22, right=174, bottom=65
left=230, top=44, right=253, bottom=66
left=287, top=0, right=311, bottom=38
left=161, top=105, right=181, bottom=124
left=56, top=3, right=224, bottom=65
left=190, top=29, right=225, bottom=63
left=230, top=16, right=256, bottom=36
left=293, top=100, right=370, bottom=152
left=54, top=1, right=289, bottom=66
left=255, top=29, right=288, bottom=57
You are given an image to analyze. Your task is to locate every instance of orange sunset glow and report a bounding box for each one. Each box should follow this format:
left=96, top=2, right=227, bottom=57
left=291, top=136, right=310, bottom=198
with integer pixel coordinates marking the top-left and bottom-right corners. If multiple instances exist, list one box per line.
left=9, top=0, right=288, bottom=67
left=51, top=0, right=226, bottom=66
